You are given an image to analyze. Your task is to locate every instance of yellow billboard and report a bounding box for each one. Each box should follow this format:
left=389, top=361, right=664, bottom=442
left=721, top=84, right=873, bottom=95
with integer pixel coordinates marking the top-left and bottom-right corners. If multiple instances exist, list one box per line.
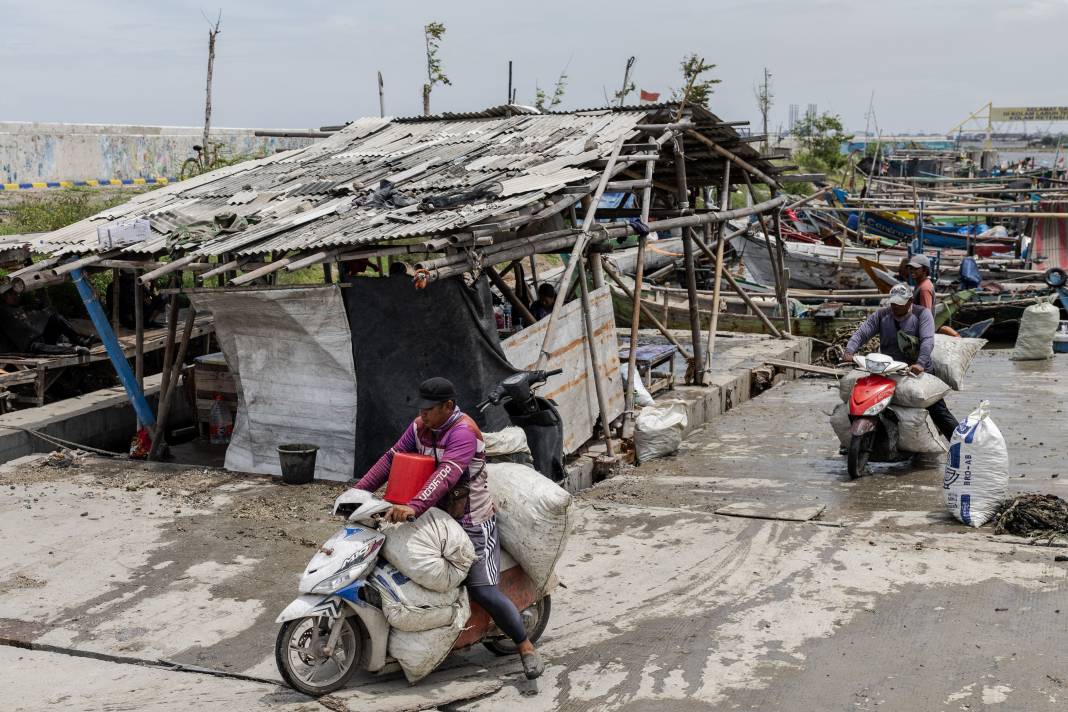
left=990, top=106, right=1068, bottom=122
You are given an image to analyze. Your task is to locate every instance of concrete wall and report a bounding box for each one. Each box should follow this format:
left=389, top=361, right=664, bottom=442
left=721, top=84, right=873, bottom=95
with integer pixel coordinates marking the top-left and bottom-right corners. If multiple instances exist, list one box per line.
left=0, top=122, right=317, bottom=184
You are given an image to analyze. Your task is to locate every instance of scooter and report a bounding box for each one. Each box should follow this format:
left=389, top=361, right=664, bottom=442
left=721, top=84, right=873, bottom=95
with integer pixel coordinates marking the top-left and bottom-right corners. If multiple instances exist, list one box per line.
left=274, top=371, right=562, bottom=696
left=843, top=352, right=914, bottom=479
left=477, top=368, right=565, bottom=481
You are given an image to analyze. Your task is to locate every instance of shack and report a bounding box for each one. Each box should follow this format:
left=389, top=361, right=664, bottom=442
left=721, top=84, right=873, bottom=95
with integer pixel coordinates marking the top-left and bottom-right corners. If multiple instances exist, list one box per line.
left=5, top=103, right=789, bottom=481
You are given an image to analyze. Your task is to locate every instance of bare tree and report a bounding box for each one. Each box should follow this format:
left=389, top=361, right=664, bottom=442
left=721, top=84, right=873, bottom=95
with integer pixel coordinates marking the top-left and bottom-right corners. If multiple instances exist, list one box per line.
left=422, top=22, right=450, bottom=116
left=754, top=68, right=773, bottom=153
left=613, top=56, right=636, bottom=107
left=201, top=11, right=222, bottom=153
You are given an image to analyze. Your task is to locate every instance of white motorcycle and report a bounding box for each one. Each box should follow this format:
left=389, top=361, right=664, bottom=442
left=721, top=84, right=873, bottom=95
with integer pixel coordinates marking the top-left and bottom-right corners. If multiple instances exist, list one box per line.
left=274, top=489, right=552, bottom=696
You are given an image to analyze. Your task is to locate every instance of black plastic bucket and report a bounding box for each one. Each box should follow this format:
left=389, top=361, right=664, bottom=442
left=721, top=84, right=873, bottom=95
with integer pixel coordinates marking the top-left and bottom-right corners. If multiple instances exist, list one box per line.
left=277, top=443, right=318, bottom=485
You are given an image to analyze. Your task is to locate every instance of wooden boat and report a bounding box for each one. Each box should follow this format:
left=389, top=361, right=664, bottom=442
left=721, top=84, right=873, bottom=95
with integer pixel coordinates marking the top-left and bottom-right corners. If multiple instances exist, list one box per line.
left=611, top=282, right=971, bottom=341
left=729, top=231, right=905, bottom=290
left=952, top=291, right=1063, bottom=341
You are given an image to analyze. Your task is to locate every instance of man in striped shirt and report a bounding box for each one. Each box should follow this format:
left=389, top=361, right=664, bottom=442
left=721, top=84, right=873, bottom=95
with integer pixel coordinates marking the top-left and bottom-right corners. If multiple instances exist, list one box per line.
left=353, top=377, right=543, bottom=679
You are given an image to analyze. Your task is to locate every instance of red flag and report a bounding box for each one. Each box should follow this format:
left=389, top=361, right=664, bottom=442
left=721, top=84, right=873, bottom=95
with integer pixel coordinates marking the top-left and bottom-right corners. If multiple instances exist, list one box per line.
left=639, top=89, right=660, bottom=104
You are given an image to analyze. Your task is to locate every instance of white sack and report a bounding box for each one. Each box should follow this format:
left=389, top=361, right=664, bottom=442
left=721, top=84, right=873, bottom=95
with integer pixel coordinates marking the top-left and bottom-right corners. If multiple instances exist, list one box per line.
left=837, top=370, right=950, bottom=409
left=483, top=427, right=531, bottom=457
left=382, top=508, right=476, bottom=593
left=1011, top=301, right=1059, bottom=361
left=944, top=400, right=1009, bottom=527
left=888, top=405, right=948, bottom=454
left=634, top=400, right=688, bottom=463
left=388, top=588, right=470, bottom=683
left=368, top=561, right=464, bottom=633
left=621, top=364, right=656, bottom=407
left=486, top=462, right=573, bottom=594
left=830, top=402, right=851, bottom=448
left=930, top=336, right=986, bottom=390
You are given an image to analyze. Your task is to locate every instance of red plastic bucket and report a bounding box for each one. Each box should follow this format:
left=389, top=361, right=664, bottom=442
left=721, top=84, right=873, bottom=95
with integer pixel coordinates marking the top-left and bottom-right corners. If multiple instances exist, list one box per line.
left=384, top=452, right=437, bottom=504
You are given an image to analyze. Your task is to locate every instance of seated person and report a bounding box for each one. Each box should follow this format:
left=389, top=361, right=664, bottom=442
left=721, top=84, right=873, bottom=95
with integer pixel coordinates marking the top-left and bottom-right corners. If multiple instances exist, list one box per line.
left=528, top=283, right=557, bottom=322
left=0, top=291, right=96, bottom=355
left=105, top=272, right=166, bottom=329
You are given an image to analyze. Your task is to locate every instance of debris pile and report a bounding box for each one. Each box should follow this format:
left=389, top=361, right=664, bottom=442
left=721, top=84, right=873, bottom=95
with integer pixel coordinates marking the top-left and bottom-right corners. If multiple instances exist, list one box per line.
left=992, top=493, right=1068, bottom=544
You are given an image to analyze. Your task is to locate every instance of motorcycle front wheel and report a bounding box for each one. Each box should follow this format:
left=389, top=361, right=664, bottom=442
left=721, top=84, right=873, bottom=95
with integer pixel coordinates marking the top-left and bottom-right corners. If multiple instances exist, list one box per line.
left=847, top=431, right=874, bottom=480
left=276, top=615, right=362, bottom=696
left=483, top=595, right=551, bottom=656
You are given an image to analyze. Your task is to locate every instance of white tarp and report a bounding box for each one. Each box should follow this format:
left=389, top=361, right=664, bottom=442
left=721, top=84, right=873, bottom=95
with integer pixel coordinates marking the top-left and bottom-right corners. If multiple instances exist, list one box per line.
left=189, top=286, right=357, bottom=481
left=501, top=285, right=624, bottom=453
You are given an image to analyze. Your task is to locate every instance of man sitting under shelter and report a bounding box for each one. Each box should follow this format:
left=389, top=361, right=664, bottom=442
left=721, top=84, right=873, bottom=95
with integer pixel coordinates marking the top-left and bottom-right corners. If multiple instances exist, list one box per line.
left=843, top=284, right=958, bottom=441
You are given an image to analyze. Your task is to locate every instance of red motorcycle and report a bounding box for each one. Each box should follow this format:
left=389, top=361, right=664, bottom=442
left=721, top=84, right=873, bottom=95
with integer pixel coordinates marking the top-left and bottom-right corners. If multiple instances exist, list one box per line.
left=844, top=353, right=912, bottom=479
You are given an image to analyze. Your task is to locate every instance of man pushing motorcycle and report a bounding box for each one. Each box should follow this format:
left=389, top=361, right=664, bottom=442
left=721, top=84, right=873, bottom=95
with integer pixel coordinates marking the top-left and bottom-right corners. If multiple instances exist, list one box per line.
left=351, top=376, right=544, bottom=680
left=842, top=283, right=958, bottom=440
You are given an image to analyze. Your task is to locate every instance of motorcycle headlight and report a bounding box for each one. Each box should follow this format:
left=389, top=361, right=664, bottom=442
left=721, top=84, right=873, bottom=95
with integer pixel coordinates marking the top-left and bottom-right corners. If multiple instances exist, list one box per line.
left=311, top=546, right=377, bottom=594
left=863, top=396, right=893, bottom=416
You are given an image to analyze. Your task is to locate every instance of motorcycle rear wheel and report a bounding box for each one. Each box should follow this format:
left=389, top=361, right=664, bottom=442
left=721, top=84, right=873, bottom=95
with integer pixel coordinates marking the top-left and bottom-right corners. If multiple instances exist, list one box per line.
left=276, top=615, right=361, bottom=697
left=847, top=431, right=873, bottom=480
left=483, top=595, right=551, bottom=656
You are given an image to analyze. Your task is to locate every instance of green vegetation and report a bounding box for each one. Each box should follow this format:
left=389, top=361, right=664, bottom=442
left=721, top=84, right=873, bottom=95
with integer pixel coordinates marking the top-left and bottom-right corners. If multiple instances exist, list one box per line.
left=0, top=189, right=129, bottom=236
left=793, top=112, right=854, bottom=174
left=535, top=65, right=569, bottom=112
left=422, top=21, right=450, bottom=116
left=672, top=54, right=720, bottom=109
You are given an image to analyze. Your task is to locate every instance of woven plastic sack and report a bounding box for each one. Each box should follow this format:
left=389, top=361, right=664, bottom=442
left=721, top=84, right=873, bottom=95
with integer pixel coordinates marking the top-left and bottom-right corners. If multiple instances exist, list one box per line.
left=382, top=507, right=476, bottom=593
left=829, top=401, right=851, bottom=448
left=487, top=462, right=573, bottom=594
left=1011, top=301, right=1059, bottom=361
left=838, top=370, right=950, bottom=408
left=483, top=427, right=530, bottom=457
left=887, top=405, right=947, bottom=453
left=930, top=336, right=986, bottom=390
left=621, top=364, right=655, bottom=407
left=944, top=401, right=1009, bottom=527
left=634, top=400, right=688, bottom=462
left=368, top=561, right=464, bottom=633
left=388, top=588, right=470, bottom=683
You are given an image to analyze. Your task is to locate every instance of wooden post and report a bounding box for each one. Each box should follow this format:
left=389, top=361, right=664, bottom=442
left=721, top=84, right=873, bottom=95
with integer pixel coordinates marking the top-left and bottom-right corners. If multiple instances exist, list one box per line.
left=377, top=70, right=385, bottom=118
left=149, top=307, right=197, bottom=461
left=704, top=161, right=731, bottom=371
left=674, top=139, right=704, bottom=385
left=110, top=269, right=121, bottom=331
left=485, top=265, right=537, bottom=325
left=323, top=262, right=334, bottom=284
left=624, top=139, right=657, bottom=435
left=576, top=259, right=615, bottom=457
left=602, top=261, right=692, bottom=356
left=771, top=205, right=793, bottom=335
left=134, top=275, right=144, bottom=414
left=156, top=278, right=181, bottom=434
left=201, top=14, right=221, bottom=156
left=689, top=229, right=785, bottom=338
left=589, top=252, right=605, bottom=289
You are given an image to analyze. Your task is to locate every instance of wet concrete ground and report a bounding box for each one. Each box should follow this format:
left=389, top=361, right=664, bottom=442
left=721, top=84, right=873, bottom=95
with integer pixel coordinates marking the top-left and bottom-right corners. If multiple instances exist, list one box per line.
left=2, top=351, right=1066, bottom=711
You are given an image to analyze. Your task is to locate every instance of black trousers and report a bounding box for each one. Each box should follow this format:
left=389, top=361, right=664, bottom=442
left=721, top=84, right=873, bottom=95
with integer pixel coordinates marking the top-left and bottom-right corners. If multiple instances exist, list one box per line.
left=927, top=399, right=958, bottom=441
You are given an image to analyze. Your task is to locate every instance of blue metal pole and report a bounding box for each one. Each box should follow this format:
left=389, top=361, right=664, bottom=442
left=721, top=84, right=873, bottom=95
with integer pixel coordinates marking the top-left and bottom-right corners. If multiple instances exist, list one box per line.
left=70, top=268, right=156, bottom=428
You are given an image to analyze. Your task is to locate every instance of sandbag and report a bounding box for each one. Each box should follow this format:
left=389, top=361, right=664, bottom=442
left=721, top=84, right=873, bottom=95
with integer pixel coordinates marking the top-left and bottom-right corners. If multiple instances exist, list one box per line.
left=634, top=400, right=688, bottom=463
left=930, top=335, right=986, bottom=390
left=1011, top=301, right=1059, bottom=361
left=382, top=507, right=476, bottom=593
left=887, top=405, right=947, bottom=454
left=621, top=364, right=655, bottom=407
left=829, top=402, right=851, bottom=448
left=368, top=561, right=465, bottom=633
left=837, top=370, right=950, bottom=408
left=387, top=588, right=470, bottom=683
left=944, top=401, right=1009, bottom=527
left=486, top=462, right=573, bottom=594
left=483, top=427, right=530, bottom=457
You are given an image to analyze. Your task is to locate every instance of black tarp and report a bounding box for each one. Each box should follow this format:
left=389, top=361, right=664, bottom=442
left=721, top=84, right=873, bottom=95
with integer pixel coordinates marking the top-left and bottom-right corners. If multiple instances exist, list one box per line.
left=343, top=274, right=516, bottom=476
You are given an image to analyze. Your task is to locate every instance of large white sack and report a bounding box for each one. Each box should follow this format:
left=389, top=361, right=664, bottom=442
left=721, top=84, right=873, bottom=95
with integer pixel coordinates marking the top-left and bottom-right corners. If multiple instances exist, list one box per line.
left=634, top=400, right=688, bottom=462
left=887, top=405, right=948, bottom=454
left=388, top=588, right=470, bottom=683
left=368, top=561, right=464, bottom=633
left=829, top=402, right=851, bottom=448
left=486, top=462, right=573, bottom=594
left=621, top=364, right=655, bottom=407
left=382, top=507, right=476, bottom=593
left=837, top=370, right=950, bottom=409
left=944, top=401, right=1009, bottom=527
left=483, top=427, right=530, bottom=457
left=930, top=336, right=986, bottom=390
left=1011, top=301, right=1059, bottom=361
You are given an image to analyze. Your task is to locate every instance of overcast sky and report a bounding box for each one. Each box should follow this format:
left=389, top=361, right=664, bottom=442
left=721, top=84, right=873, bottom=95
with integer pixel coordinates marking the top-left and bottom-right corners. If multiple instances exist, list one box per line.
left=3, top=0, right=1067, bottom=135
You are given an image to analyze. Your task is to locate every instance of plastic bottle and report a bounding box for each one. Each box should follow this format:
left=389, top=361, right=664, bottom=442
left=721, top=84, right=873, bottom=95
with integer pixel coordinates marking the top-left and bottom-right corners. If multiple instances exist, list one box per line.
left=503, top=303, right=513, bottom=331
left=209, top=394, right=233, bottom=445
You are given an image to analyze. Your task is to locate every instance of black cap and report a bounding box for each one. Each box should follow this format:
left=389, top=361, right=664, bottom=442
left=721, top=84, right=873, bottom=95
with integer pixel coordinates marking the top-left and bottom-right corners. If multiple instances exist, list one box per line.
left=415, top=377, right=457, bottom=409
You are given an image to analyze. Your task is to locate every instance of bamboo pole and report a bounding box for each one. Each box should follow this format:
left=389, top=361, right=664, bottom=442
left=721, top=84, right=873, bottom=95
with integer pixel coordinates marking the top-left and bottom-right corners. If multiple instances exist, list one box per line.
left=485, top=265, right=537, bottom=326
left=689, top=228, right=784, bottom=338
left=148, top=307, right=197, bottom=461
left=156, top=280, right=181, bottom=435
left=602, top=261, right=692, bottom=356
left=685, top=129, right=780, bottom=189
left=704, top=161, right=731, bottom=371
left=675, top=139, right=704, bottom=385
left=623, top=140, right=657, bottom=435
left=771, top=205, right=792, bottom=335
left=534, top=137, right=625, bottom=370
left=576, top=259, right=615, bottom=457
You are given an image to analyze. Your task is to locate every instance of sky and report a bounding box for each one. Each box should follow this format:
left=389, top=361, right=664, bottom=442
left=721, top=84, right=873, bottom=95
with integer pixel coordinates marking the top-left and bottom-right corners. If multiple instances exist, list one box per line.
left=3, top=0, right=1067, bottom=135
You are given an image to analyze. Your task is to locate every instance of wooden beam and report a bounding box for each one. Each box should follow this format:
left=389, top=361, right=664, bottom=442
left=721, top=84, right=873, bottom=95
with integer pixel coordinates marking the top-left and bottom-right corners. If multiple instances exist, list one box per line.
left=686, top=130, right=780, bottom=189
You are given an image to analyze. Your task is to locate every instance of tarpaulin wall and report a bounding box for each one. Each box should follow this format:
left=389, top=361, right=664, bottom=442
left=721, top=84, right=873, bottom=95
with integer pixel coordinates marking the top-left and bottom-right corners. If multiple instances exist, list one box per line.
left=190, top=286, right=358, bottom=481
left=1032, top=200, right=1068, bottom=271
left=343, top=275, right=515, bottom=476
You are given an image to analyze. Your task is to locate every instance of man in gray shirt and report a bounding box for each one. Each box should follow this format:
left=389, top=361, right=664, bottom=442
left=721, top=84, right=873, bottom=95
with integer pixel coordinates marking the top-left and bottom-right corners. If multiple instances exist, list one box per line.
left=843, top=284, right=958, bottom=440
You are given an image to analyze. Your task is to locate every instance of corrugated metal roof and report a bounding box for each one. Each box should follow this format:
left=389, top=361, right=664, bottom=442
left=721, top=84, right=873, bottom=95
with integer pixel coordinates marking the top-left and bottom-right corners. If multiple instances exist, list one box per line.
left=24, top=106, right=776, bottom=263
